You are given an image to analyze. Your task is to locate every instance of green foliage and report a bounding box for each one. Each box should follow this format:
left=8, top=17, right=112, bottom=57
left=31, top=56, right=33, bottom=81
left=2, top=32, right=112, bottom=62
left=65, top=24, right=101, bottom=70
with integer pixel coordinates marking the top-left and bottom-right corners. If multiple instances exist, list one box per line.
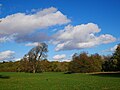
left=0, top=61, right=20, bottom=72
left=90, top=54, right=103, bottom=72
left=112, top=44, right=120, bottom=70
left=1, top=44, right=120, bottom=73
left=69, top=52, right=103, bottom=73
left=48, top=61, right=69, bottom=72
left=102, top=55, right=112, bottom=71
left=0, top=72, right=120, bottom=90
left=102, top=44, right=120, bottom=71
left=0, top=60, right=69, bottom=73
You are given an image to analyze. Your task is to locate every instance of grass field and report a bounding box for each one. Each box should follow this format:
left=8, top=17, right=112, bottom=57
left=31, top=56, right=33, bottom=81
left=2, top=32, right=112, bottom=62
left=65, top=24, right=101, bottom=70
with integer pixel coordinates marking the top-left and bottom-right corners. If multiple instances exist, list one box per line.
left=0, top=72, right=120, bottom=90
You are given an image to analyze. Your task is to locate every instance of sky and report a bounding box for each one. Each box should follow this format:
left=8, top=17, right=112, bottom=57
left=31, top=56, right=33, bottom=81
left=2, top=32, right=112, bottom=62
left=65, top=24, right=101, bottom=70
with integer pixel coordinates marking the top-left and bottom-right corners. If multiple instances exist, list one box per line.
left=0, top=0, right=120, bottom=62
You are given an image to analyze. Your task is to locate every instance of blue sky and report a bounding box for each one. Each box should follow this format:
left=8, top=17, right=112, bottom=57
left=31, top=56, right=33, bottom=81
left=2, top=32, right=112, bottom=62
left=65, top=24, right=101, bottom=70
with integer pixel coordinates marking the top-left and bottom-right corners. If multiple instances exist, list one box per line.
left=0, top=0, right=120, bottom=62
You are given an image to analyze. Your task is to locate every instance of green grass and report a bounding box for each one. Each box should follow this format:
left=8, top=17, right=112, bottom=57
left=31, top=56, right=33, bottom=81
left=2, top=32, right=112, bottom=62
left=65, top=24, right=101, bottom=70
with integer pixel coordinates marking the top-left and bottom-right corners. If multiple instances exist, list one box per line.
left=0, top=72, right=120, bottom=90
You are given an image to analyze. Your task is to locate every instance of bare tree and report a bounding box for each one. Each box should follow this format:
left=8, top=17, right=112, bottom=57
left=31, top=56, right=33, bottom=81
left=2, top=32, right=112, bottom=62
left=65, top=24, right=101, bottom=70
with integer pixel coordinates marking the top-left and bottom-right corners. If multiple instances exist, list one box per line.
left=24, top=42, right=48, bottom=73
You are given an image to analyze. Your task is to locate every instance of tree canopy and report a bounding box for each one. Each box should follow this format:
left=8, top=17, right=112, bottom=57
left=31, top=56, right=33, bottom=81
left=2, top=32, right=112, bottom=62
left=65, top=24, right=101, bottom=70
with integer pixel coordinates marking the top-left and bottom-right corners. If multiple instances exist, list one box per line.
left=23, top=42, right=48, bottom=73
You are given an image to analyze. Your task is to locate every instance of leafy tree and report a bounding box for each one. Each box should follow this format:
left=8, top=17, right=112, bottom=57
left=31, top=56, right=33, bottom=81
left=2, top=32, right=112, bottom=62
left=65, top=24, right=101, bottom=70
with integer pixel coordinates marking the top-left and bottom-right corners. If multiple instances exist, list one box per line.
left=39, top=59, right=50, bottom=72
left=102, top=44, right=120, bottom=71
left=102, top=55, right=112, bottom=71
left=90, top=53, right=103, bottom=72
left=23, top=43, right=48, bottom=73
left=69, top=52, right=91, bottom=73
left=69, top=52, right=103, bottom=73
left=0, top=61, right=20, bottom=72
left=112, top=44, right=120, bottom=70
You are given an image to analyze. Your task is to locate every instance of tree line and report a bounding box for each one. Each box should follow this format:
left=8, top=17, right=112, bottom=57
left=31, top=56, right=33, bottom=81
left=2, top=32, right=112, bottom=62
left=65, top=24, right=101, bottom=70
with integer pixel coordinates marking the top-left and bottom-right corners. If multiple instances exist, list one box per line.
left=0, top=43, right=120, bottom=73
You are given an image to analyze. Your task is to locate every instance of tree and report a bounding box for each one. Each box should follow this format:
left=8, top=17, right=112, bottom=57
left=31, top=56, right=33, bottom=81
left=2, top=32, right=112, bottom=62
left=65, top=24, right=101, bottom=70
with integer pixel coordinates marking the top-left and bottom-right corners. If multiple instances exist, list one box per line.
left=102, top=44, right=120, bottom=71
left=23, top=43, right=48, bottom=73
left=90, top=53, right=103, bottom=72
left=68, top=52, right=103, bottom=73
left=112, top=44, right=120, bottom=70
left=102, top=55, right=112, bottom=71
left=39, top=59, right=50, bottom=72
left=69, top=52, right=91, bottom=73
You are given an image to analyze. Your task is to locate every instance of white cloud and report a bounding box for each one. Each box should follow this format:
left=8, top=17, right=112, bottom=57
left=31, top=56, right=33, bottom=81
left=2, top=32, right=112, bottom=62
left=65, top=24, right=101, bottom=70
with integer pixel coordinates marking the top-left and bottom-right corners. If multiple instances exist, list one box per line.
left=0, top=7, right=70, bottom=43
left=0, top=36, right=10, bottom=43
left=25, top=42, right=48, bottom=47
left=25, top=42, right=39, bottom=46
left=51, top=23, right=116, bottom=51
left=53, top=54, right=66, bottom=60
left=103, top=45, right=118, bottom=52
left=0, top=50, right=15, bottom=61
left=109, top=45, right=118, bottom=52
left=13, top=58, right=21, bottom=62
left=62, top=59, right=71, bottom=62
left=0, top=34, right=16, bottom=43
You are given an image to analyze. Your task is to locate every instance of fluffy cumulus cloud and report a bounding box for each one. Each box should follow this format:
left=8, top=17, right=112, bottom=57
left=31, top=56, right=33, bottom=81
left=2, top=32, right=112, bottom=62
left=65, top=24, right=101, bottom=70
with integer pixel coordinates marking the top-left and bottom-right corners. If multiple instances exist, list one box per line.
left=53, top=54, right=66, bottom=60
left=0, top=7, right=70, bottom=43
left=0, top=50, right=15, bottom=61
left=51, top=23, right=116, bottom=51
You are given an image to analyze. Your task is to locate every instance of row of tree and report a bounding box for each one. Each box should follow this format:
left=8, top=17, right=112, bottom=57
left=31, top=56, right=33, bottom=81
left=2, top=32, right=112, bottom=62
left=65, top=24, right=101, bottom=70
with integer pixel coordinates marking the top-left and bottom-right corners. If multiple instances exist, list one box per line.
left=0, top=60, right=69, bottom=72
left=0, top=43, right=120, bottom=73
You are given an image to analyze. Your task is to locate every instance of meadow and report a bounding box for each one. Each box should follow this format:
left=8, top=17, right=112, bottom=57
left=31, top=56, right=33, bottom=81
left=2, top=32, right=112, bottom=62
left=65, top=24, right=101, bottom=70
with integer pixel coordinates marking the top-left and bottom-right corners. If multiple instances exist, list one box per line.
left=0, top=72, right=120, bottom=90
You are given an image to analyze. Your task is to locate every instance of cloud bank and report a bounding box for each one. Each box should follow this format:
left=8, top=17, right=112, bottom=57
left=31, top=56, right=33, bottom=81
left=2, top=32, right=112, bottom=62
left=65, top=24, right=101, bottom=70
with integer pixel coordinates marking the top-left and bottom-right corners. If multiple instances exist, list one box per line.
left=51, top=23, right=116, bottom=51
left=0, top=7, right=70, bottom=43
left=0, top=7, right=116, bottom=52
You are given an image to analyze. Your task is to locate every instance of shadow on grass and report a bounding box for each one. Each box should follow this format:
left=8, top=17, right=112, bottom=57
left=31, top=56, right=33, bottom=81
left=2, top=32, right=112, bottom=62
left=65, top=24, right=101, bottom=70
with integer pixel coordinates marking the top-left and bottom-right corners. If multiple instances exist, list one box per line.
left=90, top=72, right=120, bottom=78
left=0, top=75, right=10, bottom=79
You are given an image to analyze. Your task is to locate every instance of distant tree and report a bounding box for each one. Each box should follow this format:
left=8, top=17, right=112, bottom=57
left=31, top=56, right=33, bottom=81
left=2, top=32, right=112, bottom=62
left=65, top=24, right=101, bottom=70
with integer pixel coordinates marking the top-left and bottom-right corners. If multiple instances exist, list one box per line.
left=68, top=52, right=103, bottom=73
left=0, top=61, right=20, bottom=72
left=23, top=43, right=48, bottom=73
left=20, top=58, right=32, bottom=72
left=39, top=59, right=50, bottom=72
left=69, top=52, right=91, bottom=73
left=51, top=61, right=69, bottom=72
left=90, top=53, right=103, bottom=72
left=102, top=55, right=112, bottom=71
left=111, top=44, right=120, bottom=70
left=102, top=44, right=120, bottom=71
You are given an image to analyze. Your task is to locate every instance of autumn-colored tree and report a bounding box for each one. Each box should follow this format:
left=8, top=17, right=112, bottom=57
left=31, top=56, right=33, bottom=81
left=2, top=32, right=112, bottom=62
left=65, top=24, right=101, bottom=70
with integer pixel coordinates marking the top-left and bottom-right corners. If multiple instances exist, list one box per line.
left=69, top=52, right=91, bottom=73
left=69, top=52, right=103, bottom=73
left=90, top=53, right=103, bottom=72
left=39, top=59, right=50, bottom=72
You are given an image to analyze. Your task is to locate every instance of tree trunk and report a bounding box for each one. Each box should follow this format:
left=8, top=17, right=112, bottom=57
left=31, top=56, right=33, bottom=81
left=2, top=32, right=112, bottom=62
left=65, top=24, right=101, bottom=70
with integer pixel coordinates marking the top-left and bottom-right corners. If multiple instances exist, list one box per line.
left=33, top=65, right=36, bottom=73
left=33, top=69, right=36, bottom=73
